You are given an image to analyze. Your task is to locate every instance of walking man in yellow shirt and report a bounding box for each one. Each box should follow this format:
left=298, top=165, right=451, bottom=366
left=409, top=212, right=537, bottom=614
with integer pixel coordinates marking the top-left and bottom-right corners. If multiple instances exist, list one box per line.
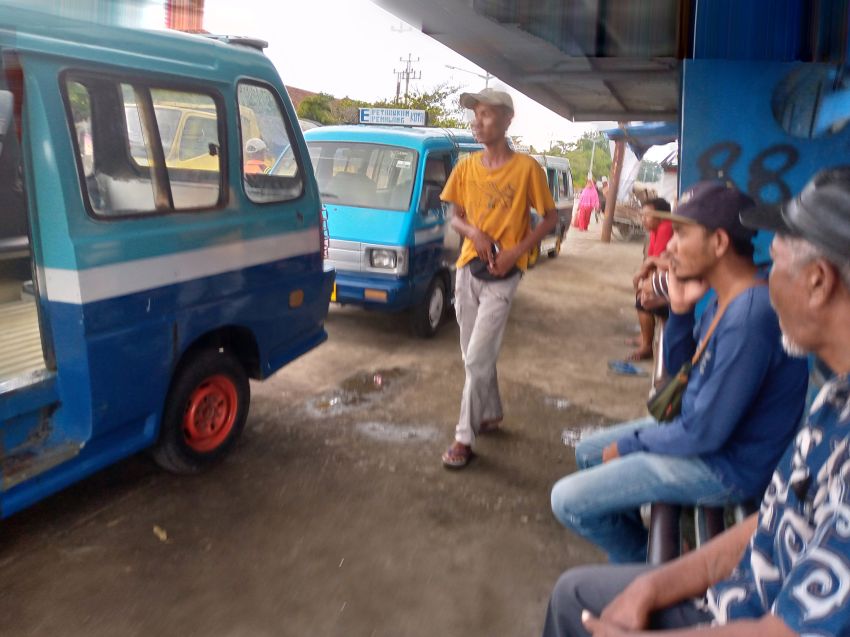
left=440, top=88, right=558, bottom=468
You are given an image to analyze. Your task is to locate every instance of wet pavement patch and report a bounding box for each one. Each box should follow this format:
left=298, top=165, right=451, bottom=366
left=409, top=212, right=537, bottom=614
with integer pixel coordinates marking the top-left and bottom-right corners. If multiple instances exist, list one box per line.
left=355, top=421, right=440, bottom=443
left=305, top=368, right=412, bottom=418
left=544, top=396, right=572, bottom=410
left=560, top=425, right=606, bottom=448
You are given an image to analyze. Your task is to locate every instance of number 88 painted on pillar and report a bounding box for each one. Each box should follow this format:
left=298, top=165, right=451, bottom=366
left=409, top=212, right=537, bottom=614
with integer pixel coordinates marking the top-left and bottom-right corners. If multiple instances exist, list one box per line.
left=697, top=141, right=799, bottom=205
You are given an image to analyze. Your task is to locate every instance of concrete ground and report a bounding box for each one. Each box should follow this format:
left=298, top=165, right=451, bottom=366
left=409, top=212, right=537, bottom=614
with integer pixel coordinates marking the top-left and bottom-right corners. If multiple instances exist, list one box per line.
left=0, top=222, right=651, bottom=636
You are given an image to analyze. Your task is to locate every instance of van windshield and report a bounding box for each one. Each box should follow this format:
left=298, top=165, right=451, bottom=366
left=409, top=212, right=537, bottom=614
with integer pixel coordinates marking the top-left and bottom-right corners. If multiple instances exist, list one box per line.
left=302, top=141, right=418, bottom=211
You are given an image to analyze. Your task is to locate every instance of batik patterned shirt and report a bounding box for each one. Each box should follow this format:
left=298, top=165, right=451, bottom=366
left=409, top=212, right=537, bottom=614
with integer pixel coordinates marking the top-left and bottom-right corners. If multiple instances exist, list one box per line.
left=706, top=374, right=850, bottom=636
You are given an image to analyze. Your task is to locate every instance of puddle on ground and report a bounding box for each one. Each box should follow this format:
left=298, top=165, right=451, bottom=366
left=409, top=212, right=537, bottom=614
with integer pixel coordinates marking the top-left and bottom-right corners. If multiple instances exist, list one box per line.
left=305, top=368, right=411, bottom=418
left=560, top=425, right=606, bottom=448
left=544, top=396, right=572, bottom=410
left=355, top=421, right=439, bottom=443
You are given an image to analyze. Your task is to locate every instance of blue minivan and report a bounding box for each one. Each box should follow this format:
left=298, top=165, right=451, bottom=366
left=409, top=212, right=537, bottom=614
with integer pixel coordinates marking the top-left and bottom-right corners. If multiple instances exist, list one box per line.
left=299, top=123, right=480, bottom=337
left=0, top=7, right=332, bottom=517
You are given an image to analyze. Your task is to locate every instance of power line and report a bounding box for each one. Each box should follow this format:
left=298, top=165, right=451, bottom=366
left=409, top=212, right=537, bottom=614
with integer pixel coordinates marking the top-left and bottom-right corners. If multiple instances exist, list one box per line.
left=394, top=54, right=422, bottom=103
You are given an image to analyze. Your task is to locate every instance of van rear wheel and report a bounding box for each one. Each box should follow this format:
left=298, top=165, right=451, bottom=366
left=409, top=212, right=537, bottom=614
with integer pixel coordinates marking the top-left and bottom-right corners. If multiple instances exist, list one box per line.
left=548, top=235, right=562, bottom=258
left=411, top=276, right=446, bottom=338
left=152, top=348, right=250, bottom=474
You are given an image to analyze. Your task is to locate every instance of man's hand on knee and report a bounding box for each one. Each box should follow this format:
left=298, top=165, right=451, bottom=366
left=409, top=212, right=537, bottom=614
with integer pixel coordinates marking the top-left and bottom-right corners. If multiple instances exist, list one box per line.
left=582, top=611, right=636, bottom=636
left=597, top=573, right=657, bottom=631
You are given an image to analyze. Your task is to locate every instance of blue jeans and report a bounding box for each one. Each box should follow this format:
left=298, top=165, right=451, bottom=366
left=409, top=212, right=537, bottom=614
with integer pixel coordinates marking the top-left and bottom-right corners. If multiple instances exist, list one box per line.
left=550, top=417, right=740, bottom=563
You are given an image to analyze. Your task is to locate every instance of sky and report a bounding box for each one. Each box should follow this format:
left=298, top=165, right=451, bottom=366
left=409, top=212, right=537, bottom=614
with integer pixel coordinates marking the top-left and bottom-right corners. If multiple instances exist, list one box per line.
left=196, top=0, right=601, bottom=151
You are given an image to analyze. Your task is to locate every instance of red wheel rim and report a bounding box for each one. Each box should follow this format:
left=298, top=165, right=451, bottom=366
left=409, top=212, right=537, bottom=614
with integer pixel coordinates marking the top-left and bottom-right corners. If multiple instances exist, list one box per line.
left=182, top=374, right=239, bottom=453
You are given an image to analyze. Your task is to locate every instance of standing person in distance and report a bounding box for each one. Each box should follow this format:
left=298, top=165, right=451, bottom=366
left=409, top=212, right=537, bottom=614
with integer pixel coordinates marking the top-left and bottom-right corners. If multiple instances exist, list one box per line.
left=574, top=178, right=600, bottom=231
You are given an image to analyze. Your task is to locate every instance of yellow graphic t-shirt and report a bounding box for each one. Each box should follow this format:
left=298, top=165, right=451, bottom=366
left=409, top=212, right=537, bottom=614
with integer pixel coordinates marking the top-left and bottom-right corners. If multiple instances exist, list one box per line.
left=441, top=152, right=555, bottom=271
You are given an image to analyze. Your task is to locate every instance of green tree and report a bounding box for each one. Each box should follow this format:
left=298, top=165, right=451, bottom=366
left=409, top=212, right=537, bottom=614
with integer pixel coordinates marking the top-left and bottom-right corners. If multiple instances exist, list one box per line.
left=330, top=96, right=371, bottom=124
left=374, top=83, right=468, bottom=128
left=547, top=131, right=611, bottom=186
left=296, top=93, right=336, bottom=125
left=637, top=160, right=663, bottom=182
left=296, top=84, right=471, bottom=128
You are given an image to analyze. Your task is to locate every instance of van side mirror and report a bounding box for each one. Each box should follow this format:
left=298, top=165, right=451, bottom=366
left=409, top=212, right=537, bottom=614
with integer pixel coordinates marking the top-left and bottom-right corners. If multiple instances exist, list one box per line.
left=419, top=183, right=443, bottom=215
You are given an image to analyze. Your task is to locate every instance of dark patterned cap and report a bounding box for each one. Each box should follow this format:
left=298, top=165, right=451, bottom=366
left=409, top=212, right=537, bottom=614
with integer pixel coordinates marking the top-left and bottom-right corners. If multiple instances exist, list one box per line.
left=649, top=180, right=756, bottom=242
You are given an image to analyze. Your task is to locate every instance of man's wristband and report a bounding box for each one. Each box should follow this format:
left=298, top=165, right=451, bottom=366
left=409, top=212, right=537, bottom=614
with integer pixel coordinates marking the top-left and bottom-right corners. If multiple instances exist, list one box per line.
left=652, top=270, right=669, bottom=300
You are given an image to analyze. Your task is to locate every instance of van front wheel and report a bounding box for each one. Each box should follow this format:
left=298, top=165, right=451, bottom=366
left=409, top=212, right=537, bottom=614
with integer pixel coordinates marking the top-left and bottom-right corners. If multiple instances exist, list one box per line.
left=411, top=276, right=446, bottom=338
left=152, top=348, right=250, bottom=474
left=528, top=243, right=540, bottom=268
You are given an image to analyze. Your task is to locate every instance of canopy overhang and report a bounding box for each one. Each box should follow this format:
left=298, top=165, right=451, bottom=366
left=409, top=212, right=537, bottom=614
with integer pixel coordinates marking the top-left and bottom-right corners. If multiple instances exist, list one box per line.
left=372, top=0, right=683, bottom=122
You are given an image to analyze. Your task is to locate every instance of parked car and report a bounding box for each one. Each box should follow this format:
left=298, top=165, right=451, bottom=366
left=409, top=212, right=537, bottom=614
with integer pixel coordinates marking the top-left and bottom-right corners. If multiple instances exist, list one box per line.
left=527, top=154, right=574, bottom=267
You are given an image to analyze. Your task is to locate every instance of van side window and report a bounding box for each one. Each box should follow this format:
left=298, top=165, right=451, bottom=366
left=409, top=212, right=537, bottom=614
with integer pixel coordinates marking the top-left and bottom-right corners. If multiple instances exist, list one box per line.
left=423, top=155, right=449, bottom=187
left=559, top=171, right=569, bottom=198
left=546, top=168, right=558, bottom=198
left=0, top=70, right=28, bottom=244
left=65, top=76, right=223, bottom=217
left=419, top=153, right=450, bottom=214
left=237, top=82, right=303, bottom=204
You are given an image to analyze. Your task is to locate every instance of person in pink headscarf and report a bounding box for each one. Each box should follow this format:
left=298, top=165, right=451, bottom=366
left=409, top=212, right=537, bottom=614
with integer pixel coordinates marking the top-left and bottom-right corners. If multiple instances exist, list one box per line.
left=573, top=178, right=599, bottom=231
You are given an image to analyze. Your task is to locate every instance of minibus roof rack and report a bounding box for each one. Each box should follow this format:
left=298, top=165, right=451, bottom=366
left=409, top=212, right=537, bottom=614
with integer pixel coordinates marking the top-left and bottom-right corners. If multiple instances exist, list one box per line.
left=203, top=34, right=268, bottom=52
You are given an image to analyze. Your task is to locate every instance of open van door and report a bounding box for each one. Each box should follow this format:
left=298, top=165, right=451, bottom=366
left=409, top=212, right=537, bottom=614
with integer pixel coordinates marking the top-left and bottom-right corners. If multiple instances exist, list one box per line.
left=0, top=51, right=70, bottom=509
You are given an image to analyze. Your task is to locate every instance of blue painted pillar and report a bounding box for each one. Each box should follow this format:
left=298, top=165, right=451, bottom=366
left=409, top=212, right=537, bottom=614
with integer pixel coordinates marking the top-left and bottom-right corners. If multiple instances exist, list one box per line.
left=679, top=0, right=850, bottom=263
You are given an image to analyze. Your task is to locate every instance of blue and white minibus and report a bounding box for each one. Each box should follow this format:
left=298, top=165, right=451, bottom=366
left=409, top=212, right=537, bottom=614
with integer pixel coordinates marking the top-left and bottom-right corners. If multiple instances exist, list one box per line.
left=0, top=7, right=333, bottom=516
left=297, top=113, right=480, bottom=337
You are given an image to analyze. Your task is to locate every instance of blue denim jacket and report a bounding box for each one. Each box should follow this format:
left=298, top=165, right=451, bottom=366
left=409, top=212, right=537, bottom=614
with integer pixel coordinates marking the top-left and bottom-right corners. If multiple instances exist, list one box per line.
left=617, top=286, right=809, bottom=498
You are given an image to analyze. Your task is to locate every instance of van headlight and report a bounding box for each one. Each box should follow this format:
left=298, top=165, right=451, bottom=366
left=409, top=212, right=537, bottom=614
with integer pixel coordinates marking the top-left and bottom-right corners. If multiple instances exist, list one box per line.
left=369, top=248, right=398, bottom=269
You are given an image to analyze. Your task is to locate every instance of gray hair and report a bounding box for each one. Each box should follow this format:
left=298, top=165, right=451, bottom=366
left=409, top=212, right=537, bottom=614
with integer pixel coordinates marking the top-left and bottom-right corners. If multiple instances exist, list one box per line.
left=784, top=235, right=850, bottom=290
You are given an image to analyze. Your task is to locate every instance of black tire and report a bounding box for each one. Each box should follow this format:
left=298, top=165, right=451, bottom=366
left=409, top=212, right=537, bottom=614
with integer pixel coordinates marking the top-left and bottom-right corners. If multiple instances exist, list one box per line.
left=152, top=348, right=250, bottom=474
left=410, top=276, right=447, bottom=338
left=548, top=235, right=562, bottom=258
left=528, top=243, right=540, bottom=269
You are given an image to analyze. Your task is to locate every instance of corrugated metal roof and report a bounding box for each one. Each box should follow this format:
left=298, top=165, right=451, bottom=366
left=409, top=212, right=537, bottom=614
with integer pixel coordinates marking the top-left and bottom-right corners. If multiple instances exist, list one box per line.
left=373, top=0, right=847, bottom=122
left=374, top=0, right=682, bottom=121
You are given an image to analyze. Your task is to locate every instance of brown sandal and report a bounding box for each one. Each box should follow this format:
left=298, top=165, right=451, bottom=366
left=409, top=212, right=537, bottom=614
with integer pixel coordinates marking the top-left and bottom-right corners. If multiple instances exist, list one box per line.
left=478, top=419, right=502, bottom=434
left=442, top=442, right=474, bottom=469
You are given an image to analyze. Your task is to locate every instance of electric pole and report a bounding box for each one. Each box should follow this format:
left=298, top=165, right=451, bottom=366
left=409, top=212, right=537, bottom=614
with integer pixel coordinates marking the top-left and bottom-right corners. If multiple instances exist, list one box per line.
left=394, top=54, right=421, bottom=103
left=588, top=137, right=597, bottom=180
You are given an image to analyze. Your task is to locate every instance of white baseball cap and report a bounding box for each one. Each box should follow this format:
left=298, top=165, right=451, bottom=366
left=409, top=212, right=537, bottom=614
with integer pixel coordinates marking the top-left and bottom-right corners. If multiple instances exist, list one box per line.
left=459, top=88, right=514, bottom=114
left=245, top=138, right=267, bottom=154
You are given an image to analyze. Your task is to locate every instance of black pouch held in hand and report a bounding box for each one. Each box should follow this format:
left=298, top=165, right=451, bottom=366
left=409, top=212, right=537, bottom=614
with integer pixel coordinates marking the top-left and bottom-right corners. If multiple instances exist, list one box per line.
left=647, top=301, right=729, bottom=422
left=468, top=243, right=520, bottom=281
left=468, top=258, right=520, bottom=281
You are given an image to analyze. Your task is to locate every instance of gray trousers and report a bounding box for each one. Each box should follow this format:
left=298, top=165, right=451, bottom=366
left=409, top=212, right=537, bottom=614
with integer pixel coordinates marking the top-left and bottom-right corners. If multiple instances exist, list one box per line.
left=454, top=266, right=522, bottom=445
left=542, top=564, right=712, bottom=637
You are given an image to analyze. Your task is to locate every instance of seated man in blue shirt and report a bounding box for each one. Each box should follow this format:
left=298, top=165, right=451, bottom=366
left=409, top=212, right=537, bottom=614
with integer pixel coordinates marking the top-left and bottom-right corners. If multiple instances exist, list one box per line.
left=543, top=166, right=850, bottom=637
left=550, top=181, right=809, bottom=563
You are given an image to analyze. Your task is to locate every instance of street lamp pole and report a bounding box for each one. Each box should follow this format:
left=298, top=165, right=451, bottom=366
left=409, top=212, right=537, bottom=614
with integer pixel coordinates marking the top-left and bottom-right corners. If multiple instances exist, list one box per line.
left=588, top=138, right=597, bottom=180
left=445, top=64, right=494, bottom=88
